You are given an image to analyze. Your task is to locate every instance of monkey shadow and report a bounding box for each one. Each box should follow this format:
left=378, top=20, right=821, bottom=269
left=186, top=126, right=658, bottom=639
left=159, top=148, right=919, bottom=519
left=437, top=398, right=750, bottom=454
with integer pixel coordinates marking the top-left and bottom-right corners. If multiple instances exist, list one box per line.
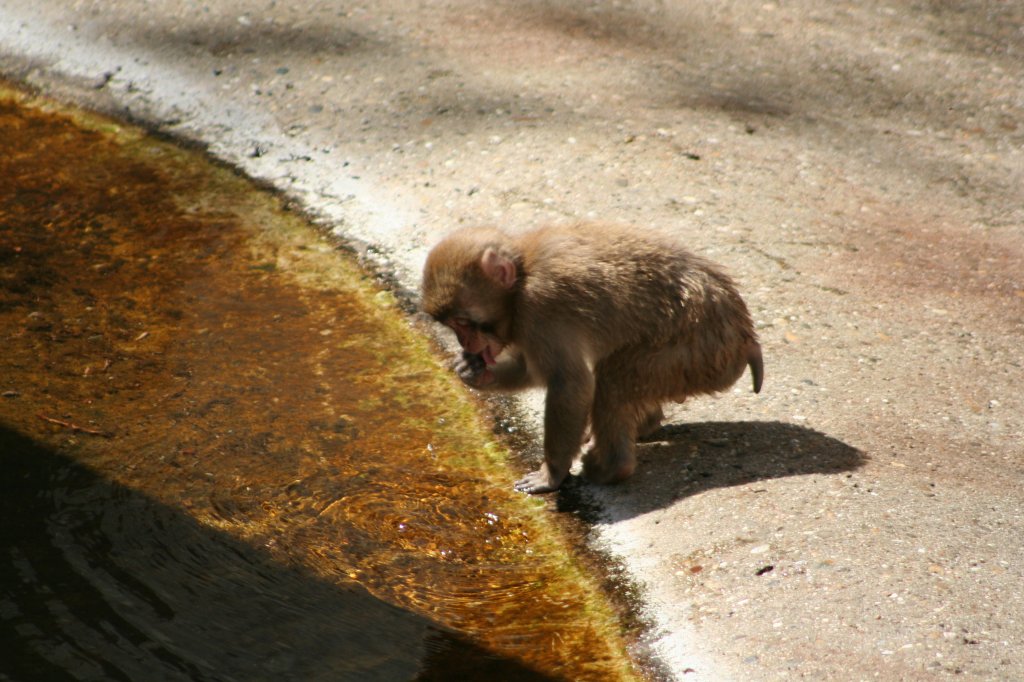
left=559, top=421, right=866, bottom=522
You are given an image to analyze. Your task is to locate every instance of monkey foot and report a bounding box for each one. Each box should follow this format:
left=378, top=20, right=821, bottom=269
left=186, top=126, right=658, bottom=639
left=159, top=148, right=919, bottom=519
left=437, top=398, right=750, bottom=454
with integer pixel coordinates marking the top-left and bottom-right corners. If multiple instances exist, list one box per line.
left=514, top=468, right=565, bottom=494
left=581, top=457, right=636, bottom=485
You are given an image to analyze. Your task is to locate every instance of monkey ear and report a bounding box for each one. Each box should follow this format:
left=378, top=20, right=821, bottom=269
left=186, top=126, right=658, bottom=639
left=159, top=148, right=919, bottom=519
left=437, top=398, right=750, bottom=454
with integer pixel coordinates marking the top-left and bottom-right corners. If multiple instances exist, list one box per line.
left=480, top=248, right=517, bottom=289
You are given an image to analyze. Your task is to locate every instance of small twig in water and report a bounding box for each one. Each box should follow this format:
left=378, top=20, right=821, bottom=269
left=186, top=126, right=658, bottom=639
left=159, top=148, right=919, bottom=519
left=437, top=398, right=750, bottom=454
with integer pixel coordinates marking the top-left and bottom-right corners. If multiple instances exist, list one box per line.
left=36, top=413, right=111, bottom=438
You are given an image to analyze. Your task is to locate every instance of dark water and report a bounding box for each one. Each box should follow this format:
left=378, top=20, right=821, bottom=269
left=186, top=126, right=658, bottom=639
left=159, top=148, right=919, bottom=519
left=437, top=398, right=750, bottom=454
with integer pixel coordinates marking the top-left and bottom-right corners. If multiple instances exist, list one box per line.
left=0, top=429, right=540, bottom=681
left=0, top=87, right=636, bottom=680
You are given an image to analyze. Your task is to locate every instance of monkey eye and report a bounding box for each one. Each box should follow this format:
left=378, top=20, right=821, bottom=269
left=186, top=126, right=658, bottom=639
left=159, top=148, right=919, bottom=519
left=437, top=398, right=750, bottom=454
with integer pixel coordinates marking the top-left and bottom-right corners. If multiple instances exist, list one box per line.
left=450, top=317, right=497, bottom=335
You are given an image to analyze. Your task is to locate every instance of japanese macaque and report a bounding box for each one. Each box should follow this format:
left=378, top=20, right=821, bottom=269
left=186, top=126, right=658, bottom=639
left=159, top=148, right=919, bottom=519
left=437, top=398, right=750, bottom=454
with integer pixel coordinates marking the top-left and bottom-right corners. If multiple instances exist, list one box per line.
left=421, top=223, right=763, bottom=494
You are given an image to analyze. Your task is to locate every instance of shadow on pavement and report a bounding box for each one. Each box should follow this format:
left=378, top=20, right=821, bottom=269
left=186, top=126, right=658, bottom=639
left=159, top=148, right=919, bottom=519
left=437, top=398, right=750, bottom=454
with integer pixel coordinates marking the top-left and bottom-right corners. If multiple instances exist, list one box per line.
left=561, top=420, right=865, bottom=522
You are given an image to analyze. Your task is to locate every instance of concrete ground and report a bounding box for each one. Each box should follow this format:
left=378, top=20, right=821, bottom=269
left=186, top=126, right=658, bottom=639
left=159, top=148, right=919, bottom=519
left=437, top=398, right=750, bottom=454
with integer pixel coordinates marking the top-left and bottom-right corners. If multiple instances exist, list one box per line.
left=2, top=1, right=1021, bottom=679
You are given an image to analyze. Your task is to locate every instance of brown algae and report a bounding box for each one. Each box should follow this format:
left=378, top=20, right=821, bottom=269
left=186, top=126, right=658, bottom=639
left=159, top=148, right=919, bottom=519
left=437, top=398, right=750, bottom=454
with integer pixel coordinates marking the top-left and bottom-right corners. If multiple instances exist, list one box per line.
left=0, top=84, right=639, bottom=680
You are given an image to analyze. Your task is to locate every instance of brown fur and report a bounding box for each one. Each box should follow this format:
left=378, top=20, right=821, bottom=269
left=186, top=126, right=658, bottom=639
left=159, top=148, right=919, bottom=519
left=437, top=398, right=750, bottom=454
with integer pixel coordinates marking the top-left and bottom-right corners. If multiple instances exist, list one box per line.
left=422, top=222, right=762, bottom=493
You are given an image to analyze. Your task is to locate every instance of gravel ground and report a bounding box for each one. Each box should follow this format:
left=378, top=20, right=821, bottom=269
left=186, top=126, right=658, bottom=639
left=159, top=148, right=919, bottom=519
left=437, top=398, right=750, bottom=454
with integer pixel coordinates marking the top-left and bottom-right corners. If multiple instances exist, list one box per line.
left=2, top=1, right=1022, bottom=679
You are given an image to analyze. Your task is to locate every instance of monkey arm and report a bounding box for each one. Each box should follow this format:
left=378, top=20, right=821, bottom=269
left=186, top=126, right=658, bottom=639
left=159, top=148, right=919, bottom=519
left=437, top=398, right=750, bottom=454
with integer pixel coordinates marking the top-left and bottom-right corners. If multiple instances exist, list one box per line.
left=515, top=361, right=593, bottom=494
left=487, top=348, right=535, bottom=390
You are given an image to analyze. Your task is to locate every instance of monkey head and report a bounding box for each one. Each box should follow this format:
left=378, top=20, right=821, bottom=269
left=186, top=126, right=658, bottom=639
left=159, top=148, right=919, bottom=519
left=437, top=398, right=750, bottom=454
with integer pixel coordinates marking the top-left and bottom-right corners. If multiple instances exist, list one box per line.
left=421, top=228, right=520, bottom=368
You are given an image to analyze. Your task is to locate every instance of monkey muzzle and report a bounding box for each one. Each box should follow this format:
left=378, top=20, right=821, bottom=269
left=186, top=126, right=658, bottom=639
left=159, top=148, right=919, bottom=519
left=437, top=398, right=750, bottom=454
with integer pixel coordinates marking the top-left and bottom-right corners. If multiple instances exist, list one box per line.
left=481, top=345, right=499, bottom=367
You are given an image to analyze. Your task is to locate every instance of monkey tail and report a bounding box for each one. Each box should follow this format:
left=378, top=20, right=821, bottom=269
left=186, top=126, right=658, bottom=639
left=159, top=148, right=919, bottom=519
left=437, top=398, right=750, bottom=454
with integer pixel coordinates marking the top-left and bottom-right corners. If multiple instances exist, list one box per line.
left=747, top=341, right=764, bottom=394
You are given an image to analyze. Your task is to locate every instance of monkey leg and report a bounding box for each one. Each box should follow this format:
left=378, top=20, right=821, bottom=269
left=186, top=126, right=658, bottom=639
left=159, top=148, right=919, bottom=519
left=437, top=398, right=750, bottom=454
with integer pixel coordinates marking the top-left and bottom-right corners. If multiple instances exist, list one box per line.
left=583, top=345, right=676, bottom=483
left=581, top=412, right=638, bottom=484
left=587, top=377, right=665, bottom=448
left=636, top=403, right=665, bottom=440
left=581, top=399, right=643, bottom=483
left=580, top=420, right=596, bottom=451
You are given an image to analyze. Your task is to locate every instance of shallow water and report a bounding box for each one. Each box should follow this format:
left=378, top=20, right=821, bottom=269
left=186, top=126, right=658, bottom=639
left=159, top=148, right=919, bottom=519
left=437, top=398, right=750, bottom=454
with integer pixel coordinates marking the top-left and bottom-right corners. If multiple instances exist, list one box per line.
left=0, top=87, right=636, bottom=681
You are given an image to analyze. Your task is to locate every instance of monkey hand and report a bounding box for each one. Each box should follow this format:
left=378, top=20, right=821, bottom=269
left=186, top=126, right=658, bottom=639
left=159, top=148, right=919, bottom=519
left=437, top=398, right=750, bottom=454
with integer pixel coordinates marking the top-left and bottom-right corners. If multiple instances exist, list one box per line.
left=514, top=464, right=567, bottom=494
left=454, top=351, right=494, bottom=388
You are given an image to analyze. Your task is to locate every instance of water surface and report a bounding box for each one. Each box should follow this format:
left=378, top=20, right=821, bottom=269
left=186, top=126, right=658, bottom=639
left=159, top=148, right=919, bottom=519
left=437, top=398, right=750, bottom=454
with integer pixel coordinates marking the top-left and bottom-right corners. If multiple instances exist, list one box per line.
left=0, top=85, right=636, bottom=681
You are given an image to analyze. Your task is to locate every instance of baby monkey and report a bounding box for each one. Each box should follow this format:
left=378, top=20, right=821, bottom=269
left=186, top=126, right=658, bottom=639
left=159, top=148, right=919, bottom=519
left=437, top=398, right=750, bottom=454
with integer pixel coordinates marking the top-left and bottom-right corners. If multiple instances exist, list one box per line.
left=421, top=223, right=763, bottom=494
